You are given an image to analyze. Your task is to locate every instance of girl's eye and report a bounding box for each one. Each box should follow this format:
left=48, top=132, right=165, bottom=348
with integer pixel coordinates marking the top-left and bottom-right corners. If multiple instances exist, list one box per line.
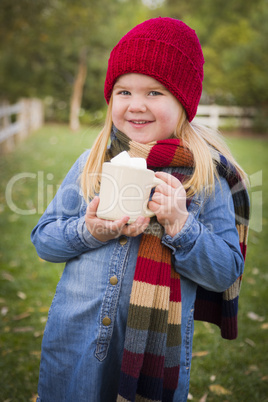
left=118, top=90, right=131, bottom=95
left=149, top=91, right=162, bottom=96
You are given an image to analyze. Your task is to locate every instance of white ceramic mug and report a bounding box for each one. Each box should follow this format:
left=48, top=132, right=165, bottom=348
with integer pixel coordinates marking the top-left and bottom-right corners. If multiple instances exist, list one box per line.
left=96, top=162, right=163, bottom=222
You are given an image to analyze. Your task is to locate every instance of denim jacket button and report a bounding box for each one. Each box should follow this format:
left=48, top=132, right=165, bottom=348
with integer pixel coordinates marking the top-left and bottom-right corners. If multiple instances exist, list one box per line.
left=110, top=276, right=118, bottom=285
left=102, top=316, right=111, bottom=326
left=119, top=236, right=128, bottom=246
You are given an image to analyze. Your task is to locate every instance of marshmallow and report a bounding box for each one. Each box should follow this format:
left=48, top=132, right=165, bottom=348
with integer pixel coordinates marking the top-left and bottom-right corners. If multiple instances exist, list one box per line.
left=111, top=151, right=147, bottom=169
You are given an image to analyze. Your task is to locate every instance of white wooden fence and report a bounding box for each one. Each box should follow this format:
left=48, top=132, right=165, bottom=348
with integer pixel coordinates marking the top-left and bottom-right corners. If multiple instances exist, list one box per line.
left=194, top=104, right=257, bottom=130
left=0, top=99, right=44, bottom=153
left=0, top=101, right=256, bottom=153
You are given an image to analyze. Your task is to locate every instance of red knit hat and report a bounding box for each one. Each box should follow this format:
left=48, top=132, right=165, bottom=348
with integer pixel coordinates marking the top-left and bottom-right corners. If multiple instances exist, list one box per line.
left=104, top=17, right=204, bottom=122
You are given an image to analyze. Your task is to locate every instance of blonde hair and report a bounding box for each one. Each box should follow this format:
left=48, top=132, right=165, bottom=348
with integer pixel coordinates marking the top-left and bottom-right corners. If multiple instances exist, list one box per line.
left=80, top=100, right=113, bottom=202
left=81, top=98, right=248, bottom=201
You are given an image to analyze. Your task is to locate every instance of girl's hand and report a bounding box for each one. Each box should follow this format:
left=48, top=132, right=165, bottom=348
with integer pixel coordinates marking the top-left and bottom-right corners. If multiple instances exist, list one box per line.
left=148, top=171, right=189, bottom=237
left=85, top=196, right=150, bottom=242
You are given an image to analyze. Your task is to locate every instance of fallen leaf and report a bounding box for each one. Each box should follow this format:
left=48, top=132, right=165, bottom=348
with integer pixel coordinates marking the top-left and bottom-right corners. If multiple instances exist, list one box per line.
left=2, top=349, right=12, bottom=356
left=246, top=277, right=256, bottom=285
left=17, top=291, right=27, bottom=300
left=2, top=272, right=15, bottom=282
left=30, top=350, right=41, bottom=358
left=13, top=327, right=34, bottom=333
left=261, top=375, right=268, bottom=381
left=9, top=260, right=19, bottom=267
left=199, top=393, right=208, bottom=402
left=30, top=394, right=39, bottom=402
left=8, top=214, right=19, bottom=222
left=209, top=384, right=232, bottom=396
left=261, top=323, right=268, bottom=330
left=245, top=338, right=256, bottom=347
left=13, top=312, right=31, bottom=321
left=245, top=365, right=259, bottom=375
left=202, top=321, right=215, bottom=333
left=1, top=307, right=8, bottom=316
left=39, top=306, right=50, bottom=313
left=192, top=350, right=209, bottom=358
left=34, top=331, right=44, bottom=338
left=247, top=312, right=265, bottom=322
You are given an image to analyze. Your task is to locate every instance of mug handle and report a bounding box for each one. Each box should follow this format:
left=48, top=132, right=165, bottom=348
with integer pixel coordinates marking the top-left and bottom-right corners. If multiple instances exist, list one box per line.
left=143, top=176, right=165, bottom=217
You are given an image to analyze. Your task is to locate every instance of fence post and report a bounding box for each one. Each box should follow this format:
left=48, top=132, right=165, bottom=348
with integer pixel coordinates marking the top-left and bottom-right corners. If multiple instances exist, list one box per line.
left=17, top=99, right=30, bottom=141
left=0, top=98, right=44, bottom=154
left=0, top=101, right=15, bottom=153
left=209, top=105, right=220, bottom=130
left=30, top=98, right=44, bottom=131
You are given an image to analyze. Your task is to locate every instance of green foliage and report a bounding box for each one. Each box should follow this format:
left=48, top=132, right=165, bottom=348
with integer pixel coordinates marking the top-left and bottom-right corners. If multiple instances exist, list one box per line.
left=0, top=0, right=267, bottom=121
left=0, top=0, right=152, bottom=109
left=163, top=0, right=268, bottom=109
left=0, top=125, right=268, bottom=400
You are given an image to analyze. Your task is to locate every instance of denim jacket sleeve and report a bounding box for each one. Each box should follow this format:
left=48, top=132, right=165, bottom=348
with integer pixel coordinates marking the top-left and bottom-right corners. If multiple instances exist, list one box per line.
left=162, top=177, right=244, bottom=293
left=31, top=150, right=108, bottom=263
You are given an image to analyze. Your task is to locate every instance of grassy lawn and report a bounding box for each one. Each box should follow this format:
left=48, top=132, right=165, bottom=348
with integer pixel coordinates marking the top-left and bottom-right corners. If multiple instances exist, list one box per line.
left=0, top=124, right=267, bottom=401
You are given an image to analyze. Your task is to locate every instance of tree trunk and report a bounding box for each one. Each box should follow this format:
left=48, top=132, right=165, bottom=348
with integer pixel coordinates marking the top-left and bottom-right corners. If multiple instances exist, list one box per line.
left=69, top=48, right=87, bottom=132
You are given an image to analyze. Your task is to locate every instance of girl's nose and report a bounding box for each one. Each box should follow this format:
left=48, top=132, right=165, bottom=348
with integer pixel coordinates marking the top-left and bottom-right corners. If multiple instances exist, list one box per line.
left=128, top=98, right=147, bottom=113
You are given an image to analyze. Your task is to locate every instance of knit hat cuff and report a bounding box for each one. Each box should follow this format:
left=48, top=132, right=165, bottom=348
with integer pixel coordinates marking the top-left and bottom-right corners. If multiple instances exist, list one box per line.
left=104, top=38, right=203, bottom=122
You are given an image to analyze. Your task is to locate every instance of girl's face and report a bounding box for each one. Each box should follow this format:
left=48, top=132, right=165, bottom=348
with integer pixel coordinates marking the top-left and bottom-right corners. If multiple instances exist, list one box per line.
left=112, top=73, right=184, bottom=144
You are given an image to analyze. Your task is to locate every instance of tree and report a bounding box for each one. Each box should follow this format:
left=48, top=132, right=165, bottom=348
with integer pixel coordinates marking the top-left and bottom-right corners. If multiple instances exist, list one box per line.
left=2, top=0, right=266, bottom=128
left=163, top=0, right=268, bottom=111
left=0, top=0, right=153, bottom=126
left=70, top=48, right=88, bottom=131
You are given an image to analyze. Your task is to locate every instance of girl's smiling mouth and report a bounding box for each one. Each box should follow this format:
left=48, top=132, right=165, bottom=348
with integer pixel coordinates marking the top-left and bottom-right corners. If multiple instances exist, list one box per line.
left=128, top=120, right=153, bottom=126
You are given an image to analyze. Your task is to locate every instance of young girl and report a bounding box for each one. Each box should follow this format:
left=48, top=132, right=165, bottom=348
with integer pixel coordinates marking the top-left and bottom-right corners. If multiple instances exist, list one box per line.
left=31, top=17, right=249, bottom=402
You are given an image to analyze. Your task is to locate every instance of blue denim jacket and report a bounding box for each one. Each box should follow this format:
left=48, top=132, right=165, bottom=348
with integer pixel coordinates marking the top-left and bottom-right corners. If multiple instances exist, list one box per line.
left=31, top=150, right=244, bottom=402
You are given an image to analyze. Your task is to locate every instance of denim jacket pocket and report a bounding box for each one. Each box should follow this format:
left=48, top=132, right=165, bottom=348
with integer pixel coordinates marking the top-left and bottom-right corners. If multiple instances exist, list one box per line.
left=95, top=237, right=131, bottom=361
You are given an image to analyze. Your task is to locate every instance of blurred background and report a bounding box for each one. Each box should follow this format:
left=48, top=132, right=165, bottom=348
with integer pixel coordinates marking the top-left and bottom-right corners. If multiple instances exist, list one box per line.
left=0, top=0, right=267, bottom=130
left=0, top=0, right=267, bottom=401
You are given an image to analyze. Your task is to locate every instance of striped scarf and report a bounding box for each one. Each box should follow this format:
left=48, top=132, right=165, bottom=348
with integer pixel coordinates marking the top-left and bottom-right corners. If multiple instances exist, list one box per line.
left=106, top=128, right=249, bottom=401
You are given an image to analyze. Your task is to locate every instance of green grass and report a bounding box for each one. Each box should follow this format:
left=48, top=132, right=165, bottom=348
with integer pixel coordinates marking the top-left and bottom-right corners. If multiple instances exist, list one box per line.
left=190, top=135, right=268, bottom=402
left=0, top=125, right=267, bottom=401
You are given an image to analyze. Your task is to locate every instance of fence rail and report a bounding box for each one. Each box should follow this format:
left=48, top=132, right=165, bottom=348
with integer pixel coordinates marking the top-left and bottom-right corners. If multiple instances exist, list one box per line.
left=0, top=99, right=44, bottom=153
left=194, top=104, right=257, bottom=130
left=0, top=102, right=257, bottom=153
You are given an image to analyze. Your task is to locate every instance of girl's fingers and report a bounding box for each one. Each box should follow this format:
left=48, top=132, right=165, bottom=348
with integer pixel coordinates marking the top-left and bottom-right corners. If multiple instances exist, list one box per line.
left=148, top=199, right=160, bottom=212
left=86, top=197, right=100, bottom=217
left=122, top=216, right=150, bottom=236
left=151, top=191, right=165, bottom=204
left=108, top=216, right=130, bottom=231
left=155, top=171, right=183, bottom=188
left=86, top=197, right=150, bottom=239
